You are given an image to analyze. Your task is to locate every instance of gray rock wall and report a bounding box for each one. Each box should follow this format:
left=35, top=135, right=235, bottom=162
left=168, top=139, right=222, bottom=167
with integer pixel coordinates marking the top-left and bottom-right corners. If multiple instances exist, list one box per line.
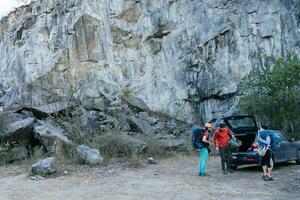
left=0, top=0, right=299, bottom=124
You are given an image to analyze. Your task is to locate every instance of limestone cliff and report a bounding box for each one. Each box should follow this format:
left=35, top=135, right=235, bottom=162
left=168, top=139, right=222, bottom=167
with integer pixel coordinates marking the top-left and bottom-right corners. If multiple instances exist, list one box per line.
left=0, top=0, right=299, bottom=124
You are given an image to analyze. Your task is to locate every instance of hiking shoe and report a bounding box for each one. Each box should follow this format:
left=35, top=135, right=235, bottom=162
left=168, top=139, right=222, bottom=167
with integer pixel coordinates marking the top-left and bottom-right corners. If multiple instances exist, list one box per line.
left=222, top=171, right=227, bottom=175
left=200, top=173, right=210, bottom=177
left=228, top=169, right=234, bottom=173
left=263, top=176, right=274, bottom=181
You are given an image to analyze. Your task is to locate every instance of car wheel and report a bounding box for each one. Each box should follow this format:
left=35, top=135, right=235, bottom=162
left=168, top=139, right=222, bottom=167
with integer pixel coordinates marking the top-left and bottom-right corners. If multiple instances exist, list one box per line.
left=296, top=150, right=300, bottom=165
left=230, top=165, right=238, bottom=170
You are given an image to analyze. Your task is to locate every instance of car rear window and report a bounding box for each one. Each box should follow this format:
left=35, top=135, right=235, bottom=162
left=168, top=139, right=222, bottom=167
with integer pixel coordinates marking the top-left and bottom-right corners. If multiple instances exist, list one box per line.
left=227, top=117, right=256, bottom=129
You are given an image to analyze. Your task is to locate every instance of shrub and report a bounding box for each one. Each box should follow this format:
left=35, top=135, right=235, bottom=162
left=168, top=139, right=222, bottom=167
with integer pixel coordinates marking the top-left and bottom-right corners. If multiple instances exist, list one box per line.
left=239, top=53, right=300, bottom=135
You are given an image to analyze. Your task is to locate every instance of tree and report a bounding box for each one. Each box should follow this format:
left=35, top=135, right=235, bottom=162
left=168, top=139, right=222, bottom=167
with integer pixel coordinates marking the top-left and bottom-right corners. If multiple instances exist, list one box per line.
left=239, top=53, right=300, bottom=133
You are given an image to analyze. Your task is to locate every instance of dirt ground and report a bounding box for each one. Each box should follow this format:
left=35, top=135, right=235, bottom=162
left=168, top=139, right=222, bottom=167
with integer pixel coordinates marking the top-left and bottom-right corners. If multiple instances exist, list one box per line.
left=0, top=154, right=299, bottom=200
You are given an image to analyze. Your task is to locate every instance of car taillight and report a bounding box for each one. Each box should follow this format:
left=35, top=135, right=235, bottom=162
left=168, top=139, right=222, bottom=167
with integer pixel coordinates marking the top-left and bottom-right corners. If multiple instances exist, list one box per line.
left=252, top=143, right=258, bottom=148
left=246, top=156, right=255, bottom=161
left=251, top=143, right=259, bottom=152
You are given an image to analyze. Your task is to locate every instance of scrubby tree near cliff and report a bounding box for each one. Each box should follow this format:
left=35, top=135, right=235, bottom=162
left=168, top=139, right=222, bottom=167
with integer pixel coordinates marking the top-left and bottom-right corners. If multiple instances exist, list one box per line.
left=239, top=53, right=300, bottom=134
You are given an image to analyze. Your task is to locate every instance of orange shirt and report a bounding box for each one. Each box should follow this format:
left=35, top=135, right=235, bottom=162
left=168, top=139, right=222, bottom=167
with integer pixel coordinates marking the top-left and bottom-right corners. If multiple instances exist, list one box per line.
left=213, top=128, right=233, bottom=148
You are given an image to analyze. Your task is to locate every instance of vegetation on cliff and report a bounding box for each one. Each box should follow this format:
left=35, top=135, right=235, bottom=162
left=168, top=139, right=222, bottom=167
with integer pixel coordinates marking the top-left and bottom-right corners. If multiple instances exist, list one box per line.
left=239, top=53, right=300, bottom=137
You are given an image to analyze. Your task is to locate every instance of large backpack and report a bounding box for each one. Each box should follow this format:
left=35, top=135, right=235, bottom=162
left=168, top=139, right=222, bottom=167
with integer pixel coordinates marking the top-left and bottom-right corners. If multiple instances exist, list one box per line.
left=269, top=132, right=281, bottom=151
left=191, top=127, right=205, bottom=149
left=258, top=130, right=281, bottom=151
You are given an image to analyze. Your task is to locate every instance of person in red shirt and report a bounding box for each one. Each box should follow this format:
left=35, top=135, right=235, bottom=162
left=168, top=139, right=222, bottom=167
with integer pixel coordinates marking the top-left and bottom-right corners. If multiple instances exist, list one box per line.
left=213, top=121, right=234, bottom=175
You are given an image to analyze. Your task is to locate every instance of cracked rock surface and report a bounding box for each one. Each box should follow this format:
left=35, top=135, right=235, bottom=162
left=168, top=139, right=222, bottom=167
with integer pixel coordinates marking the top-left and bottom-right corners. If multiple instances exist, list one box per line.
left=0, top=0, right=299, bottom=123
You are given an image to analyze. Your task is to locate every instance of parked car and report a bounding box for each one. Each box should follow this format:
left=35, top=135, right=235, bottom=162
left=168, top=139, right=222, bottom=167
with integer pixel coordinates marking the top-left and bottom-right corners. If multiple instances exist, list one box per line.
left=209, top=115, right=300, bottom=169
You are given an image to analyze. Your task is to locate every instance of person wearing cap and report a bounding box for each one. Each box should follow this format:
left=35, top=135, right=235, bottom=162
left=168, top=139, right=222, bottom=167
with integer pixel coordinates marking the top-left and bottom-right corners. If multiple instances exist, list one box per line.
left=198, top=123, right=212, bottom=176
left=213, top=122, right=234, bottom=175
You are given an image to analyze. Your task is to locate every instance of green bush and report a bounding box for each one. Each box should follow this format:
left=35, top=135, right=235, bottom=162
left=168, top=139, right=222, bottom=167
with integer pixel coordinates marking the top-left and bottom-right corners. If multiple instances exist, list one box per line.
left=239, top=53, right=300, bottom=135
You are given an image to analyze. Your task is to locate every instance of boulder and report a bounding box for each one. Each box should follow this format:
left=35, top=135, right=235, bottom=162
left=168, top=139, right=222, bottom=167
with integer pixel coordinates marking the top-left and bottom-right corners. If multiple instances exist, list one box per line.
left=33, top=120, right=71, bottom=144
left=123, top=96, right=150, bottom=112
left=138, top=112, right=157, bottom=125
left=128, top=116, right=156, bottom=135
left=1, top=85, right=77, bottom=117
left=30, top=101, right=77, bottom=119
left=121, top=135, right=148, bottom=154
left=31, top=157, right=56, bottom=176
left=155, top=135, right=186, bottom=150
left=0, top=112, right=24, bottom=132
left=153, top=122, right=168, bottom=135
left=76, top=144, right=103, bottom=166
left=100, top=134, right=148, bottom=155
left=0, top=118, right=35, bottom=146
left=164, top=121, right=177, bottom=133
left=106, top=106, right=124, bottom=117
left=6, top=147, right=28, bottom=163
left=19, top=110, right=36, bottom=119
left=160, top=121, right=188, bottom=136
left=33, top=120, right=72, bottom=153
left=82, top=95, right=110, bottom=111
left=116, top=113, right=131, bottom=132
left=32, top=145, right=46, bottom=157
left=155, top=134, right=176, bottom=140
left=29, top=175, right=45, bottom=181
left=81, top=111, right=118, bottom=134
left=157, top=139, right=185, bottom=149
left=147, top=157, right=158, bottom=164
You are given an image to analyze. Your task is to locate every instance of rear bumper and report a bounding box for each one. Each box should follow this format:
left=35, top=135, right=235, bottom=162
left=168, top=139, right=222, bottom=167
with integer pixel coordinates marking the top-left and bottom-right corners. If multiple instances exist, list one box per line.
left=232, top=152, right=261, bottom=166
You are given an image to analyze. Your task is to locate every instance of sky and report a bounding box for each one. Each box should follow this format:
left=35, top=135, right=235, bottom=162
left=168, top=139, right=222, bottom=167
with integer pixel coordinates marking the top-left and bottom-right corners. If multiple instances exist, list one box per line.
left=0, top=0, right=32, bottom=19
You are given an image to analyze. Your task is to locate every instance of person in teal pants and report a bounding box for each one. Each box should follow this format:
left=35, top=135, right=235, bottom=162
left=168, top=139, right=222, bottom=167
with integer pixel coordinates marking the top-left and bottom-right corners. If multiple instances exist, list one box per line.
left=199, top=123, right=212, bottom=176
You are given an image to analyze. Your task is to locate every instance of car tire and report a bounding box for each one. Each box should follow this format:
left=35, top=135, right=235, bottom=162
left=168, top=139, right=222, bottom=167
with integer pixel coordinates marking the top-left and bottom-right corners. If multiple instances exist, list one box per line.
left=296, top=150, right=300, bottom=165
left=230, top=165, right=238, bottom=170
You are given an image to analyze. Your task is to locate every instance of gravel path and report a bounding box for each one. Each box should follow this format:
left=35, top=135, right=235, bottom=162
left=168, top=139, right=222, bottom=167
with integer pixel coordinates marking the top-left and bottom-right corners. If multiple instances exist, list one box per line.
left=0, top=155, right=299, bottom=200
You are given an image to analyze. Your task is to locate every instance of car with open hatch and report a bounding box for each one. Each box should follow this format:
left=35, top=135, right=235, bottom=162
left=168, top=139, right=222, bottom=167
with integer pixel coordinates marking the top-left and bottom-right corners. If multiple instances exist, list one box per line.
left=209, top=115, right=300, bottom=169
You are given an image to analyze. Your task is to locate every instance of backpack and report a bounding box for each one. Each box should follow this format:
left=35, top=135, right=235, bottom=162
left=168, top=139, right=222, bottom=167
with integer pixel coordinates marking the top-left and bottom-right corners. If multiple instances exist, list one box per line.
left=258, top=130, right=281, bottom=151
left=269, top=132, right=281, bottom=151
left=191, top=127, right=205, bottom=149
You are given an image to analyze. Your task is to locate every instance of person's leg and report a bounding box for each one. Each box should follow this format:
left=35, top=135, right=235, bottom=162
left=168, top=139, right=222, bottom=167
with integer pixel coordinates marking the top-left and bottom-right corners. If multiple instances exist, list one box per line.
left=268, top=164, right=273, bottom=177
left=219, top=147, right=226, bottom=173
left=265, top=150, right=273, bottom=180
left=262, top=166, right=267, bottom=175
left=225, top=146, right=233, bottom=171
left=198, top=149, right=202, bottom=175
left=200, top=148, right=208, bottom=175
left=261, top=154, right=268, bottom=178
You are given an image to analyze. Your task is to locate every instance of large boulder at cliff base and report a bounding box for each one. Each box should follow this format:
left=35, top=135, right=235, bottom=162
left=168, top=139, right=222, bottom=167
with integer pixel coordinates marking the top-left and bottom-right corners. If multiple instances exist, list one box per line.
left=76, top=144, right=103, bottom=166
left=31, top=157, right=56, bottom=176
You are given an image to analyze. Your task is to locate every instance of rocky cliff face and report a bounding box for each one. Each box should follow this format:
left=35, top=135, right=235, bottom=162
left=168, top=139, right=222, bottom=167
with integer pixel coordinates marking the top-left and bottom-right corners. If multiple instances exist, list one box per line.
left=0, top=0, right=299, bottom=124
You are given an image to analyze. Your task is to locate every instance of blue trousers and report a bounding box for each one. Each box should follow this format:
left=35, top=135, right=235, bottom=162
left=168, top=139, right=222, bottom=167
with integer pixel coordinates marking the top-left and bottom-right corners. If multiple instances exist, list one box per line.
left=199, top=148, right=208, bottom=174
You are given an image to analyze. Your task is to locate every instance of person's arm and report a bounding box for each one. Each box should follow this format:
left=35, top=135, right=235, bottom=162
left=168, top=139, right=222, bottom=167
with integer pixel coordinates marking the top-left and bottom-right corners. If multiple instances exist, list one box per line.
left=213, top=131, right=218, bottom=149
left=227, top=128, right=234, bottom=138
left=259, top=136, right=271, bottom=145
left=202, top=132, right=210, bottom=144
